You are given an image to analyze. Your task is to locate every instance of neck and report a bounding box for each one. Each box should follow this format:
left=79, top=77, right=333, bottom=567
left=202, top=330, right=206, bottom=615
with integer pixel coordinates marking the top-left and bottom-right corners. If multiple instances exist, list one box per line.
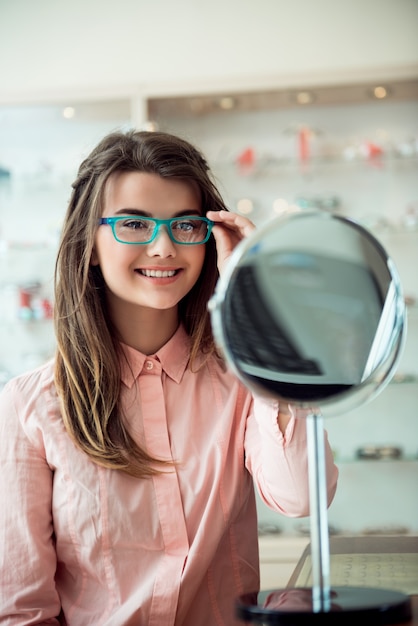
left=108, top=300, right=179, bottom=354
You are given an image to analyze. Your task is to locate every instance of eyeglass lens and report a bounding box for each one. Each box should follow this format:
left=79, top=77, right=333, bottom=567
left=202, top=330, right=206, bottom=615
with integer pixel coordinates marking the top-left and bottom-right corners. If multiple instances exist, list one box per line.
left=115, top=217, right=209, bottom=244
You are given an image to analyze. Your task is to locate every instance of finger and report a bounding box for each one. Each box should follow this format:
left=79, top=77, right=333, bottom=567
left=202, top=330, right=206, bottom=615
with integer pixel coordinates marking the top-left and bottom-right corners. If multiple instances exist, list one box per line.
left=212, top=222, right=244, bottom=257
left=211, top=225, right=243, bottom=275
left=207, top=210, right=255, bottom=237
left=211, top=225, right=234, bottom=259
left=207, top=209, right=254, bottom=227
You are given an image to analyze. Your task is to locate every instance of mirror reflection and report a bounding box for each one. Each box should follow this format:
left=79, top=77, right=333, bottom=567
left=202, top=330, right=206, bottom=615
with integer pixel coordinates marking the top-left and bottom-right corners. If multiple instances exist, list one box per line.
left=210, top=210, right=405, bottom=414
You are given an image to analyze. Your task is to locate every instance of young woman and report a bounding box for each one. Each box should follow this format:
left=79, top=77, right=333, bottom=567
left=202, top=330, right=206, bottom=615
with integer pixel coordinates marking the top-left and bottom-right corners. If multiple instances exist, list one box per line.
left=0, top=130, right=338, bottom=625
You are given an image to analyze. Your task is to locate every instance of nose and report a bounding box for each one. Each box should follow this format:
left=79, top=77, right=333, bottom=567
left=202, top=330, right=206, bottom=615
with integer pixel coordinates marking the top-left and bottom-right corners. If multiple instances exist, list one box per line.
left=146, top=224, right=176, bottom=257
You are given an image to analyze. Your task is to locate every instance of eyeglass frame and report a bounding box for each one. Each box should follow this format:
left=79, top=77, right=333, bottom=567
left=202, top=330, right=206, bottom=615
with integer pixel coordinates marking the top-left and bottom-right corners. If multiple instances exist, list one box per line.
left=98, top=215, right=214, bottom=245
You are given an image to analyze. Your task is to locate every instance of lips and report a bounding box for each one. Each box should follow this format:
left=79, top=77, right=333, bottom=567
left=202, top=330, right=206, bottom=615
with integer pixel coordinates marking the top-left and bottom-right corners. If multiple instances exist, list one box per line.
left=137, top=269, right=178, bottom=278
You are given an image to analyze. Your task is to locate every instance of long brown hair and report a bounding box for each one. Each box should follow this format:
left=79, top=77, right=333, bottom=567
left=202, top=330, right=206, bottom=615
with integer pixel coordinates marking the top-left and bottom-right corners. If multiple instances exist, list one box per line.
left=54, top=130, right=227, bottom=477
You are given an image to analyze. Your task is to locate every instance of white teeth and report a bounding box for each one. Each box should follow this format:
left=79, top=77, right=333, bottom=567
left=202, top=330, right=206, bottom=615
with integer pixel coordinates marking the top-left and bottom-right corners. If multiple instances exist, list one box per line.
left=140, top=269, right=177, bottom=278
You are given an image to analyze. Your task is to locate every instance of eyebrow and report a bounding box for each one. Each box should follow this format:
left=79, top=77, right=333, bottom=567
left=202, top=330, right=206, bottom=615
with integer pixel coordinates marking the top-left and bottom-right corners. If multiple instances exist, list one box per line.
left=113, top=208, right=202, bottom=218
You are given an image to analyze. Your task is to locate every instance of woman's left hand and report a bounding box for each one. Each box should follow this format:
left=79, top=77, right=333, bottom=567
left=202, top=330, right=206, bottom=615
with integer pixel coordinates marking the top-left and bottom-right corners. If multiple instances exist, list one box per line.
left=206, top=210, right=256, bottom=275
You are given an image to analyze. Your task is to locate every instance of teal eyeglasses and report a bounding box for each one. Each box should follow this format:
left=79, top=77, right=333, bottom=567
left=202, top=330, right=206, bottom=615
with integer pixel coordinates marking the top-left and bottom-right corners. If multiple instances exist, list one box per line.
left=99, top=215, right=214, bottom=245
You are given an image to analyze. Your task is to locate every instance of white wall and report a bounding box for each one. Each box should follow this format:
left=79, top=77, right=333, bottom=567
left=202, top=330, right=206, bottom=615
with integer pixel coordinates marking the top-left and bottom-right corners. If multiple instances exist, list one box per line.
left=0, top=0, right=418, bottom=104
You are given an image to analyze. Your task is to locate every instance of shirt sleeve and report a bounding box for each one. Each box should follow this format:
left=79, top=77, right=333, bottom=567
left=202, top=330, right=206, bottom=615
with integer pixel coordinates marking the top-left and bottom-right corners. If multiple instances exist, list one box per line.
left=244, top=394, right=338, bottom=518
left=0, top=379, right=61, bottom=624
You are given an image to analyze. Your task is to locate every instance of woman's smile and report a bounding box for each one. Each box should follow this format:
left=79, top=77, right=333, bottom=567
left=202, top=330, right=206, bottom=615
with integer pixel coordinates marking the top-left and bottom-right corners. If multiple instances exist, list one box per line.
left=137, top=268, right=178, bottom=278
left=134, top=266, right=183, bottom=282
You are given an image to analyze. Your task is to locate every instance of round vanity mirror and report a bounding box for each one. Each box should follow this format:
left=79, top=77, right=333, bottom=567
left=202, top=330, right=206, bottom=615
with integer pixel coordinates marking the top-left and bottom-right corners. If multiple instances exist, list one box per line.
left=210, top=209, right=406, bottom=417
left=209, top=209, right=410, bottom=624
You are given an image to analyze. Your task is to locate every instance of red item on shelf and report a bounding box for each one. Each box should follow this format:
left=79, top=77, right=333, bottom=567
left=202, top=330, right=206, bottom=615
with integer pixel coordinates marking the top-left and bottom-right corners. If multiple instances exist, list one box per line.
left=298, top=127, right=310, bottom=163
left=236, top=147, right=256, bottom=175
left=237, top=147, right=255, bottom=166
left=18, top=289, right=31, bottom=309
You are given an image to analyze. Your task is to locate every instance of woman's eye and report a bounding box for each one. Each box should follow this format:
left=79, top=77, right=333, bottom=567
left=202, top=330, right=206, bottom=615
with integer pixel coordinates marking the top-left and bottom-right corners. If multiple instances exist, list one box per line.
left=174, top=220, right=198, bottom=232
left=121, top=219, right=148, bottom=230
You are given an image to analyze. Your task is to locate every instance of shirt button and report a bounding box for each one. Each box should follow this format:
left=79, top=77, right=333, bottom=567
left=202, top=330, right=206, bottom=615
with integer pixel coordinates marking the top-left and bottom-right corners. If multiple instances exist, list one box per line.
left=145, top=360, right=154, bottom=370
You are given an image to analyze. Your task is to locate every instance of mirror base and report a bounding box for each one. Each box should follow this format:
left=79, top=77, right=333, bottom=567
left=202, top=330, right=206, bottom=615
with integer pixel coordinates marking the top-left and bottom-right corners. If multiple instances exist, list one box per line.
left=236, top=586, right=412, bottom=625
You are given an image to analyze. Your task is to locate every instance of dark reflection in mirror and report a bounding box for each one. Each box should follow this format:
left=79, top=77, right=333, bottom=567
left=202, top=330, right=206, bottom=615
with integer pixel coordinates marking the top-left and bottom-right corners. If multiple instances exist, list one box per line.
left=211, top=211, right=405, bottom=411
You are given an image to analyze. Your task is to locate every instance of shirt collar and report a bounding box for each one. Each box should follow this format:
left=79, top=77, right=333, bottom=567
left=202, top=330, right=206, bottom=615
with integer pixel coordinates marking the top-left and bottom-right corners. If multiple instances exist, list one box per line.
left=119, top=325, right=191, bottom=388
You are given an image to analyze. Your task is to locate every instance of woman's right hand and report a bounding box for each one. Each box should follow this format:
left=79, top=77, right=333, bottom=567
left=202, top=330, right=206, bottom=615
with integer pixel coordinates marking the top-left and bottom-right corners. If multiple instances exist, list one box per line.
left=206, top=210, right=255, bottom=275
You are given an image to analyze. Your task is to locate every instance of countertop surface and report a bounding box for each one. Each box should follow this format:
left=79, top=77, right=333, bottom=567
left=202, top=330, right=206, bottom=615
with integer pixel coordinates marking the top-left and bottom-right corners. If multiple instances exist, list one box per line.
left=243, top=535, right=418, bottom=624
left=289, top=535, right=418, bottom=625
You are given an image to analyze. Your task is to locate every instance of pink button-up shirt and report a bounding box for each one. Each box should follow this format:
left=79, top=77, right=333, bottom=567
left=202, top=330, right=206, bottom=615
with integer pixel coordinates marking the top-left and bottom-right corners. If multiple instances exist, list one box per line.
left=0, top=326, right=337, bottom=625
